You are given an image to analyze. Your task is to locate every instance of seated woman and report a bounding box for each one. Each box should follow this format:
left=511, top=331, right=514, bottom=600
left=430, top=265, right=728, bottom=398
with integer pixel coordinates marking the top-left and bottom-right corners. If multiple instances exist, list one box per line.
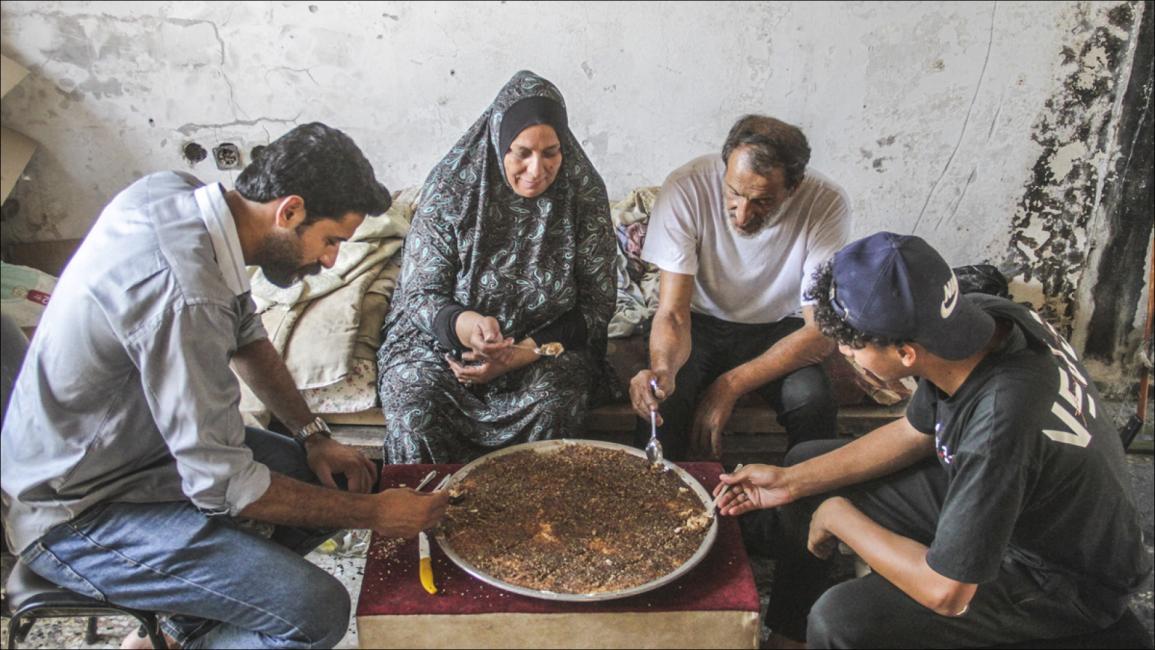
left=377, top=70, right=616, bottom=464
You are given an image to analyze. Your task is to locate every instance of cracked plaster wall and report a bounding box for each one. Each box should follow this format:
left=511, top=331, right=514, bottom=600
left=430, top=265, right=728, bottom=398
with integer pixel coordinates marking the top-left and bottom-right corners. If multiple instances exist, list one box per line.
left=0, top=1, right=1150, bottom=373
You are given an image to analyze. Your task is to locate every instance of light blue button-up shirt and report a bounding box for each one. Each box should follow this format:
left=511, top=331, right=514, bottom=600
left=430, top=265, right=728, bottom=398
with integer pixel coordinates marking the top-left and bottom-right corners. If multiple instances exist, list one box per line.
left=2, top=172, right=271, bottom=553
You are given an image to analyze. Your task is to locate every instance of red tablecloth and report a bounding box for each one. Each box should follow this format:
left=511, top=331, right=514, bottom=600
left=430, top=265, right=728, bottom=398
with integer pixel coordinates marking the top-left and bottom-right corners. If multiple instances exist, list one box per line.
left=356, top=462, right=760, bottom=617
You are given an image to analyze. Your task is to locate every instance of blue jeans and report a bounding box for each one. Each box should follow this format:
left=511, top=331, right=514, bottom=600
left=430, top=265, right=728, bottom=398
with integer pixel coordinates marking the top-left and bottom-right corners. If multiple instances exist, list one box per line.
left=20, top=428, right=347, bottom=649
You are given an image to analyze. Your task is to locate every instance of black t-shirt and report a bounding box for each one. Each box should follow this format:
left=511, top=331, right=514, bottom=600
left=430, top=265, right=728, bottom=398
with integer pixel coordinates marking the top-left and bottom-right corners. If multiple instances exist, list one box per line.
left=906, top=295, right=1151, bottom=602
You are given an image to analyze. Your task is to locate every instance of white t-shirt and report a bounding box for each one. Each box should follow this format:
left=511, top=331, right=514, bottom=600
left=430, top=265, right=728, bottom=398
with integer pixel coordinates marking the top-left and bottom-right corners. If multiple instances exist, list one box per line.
left=641, top=154, right=851, bottom=324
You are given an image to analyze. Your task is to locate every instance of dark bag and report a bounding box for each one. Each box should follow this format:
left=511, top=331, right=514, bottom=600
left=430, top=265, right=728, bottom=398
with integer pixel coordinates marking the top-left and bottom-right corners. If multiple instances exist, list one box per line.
left=954, top=264, right=1010, bottom=298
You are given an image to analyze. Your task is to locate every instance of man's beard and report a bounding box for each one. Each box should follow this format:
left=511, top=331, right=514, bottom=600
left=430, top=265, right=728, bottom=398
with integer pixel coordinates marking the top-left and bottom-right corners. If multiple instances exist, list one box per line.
left=728, top=203, right=786, bottom=238
left=729, top=212, right=771, bottom=238
left=257, top=232, right=320, bottom=288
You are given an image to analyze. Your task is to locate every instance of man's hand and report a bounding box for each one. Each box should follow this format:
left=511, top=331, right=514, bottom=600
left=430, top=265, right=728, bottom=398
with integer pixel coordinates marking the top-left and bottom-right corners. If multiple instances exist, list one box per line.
left=808, top=496, right=852, bottom=559
left=305, top=436, right=378, bottom=494
left=689, top=378, right=740, bottom=459
left=370, top=488, right=450, bottom=538
left=713, top=463, right=794, bottom=515
left=629, top=369, right=673, bottom=423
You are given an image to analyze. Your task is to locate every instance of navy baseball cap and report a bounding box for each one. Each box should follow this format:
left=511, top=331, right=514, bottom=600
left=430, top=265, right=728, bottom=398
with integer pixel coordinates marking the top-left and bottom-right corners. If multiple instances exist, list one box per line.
left=829, top=232, right=996, bottom=360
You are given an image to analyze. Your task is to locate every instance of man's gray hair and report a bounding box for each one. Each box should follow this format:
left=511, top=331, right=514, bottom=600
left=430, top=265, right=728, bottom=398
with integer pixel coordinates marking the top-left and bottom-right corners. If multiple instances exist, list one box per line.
left=721, top=115, right=811, bottom=190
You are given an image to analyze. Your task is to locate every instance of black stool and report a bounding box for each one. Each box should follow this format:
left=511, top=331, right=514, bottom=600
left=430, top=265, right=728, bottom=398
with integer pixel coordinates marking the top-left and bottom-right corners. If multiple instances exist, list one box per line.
left=4, top=559, right=166, bottom=649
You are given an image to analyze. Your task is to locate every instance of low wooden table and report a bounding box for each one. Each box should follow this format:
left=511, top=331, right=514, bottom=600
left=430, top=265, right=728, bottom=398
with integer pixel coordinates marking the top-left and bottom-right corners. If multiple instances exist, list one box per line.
left=356, top=462, right=760, bottom=649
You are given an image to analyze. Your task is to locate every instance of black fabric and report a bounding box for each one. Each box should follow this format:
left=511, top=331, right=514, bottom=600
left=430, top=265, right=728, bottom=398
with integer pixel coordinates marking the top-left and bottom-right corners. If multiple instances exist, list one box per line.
left=751, top=440, right=1136, bottom=647
left=498, top=95, right=569, bottom=157
left=432, top=303, right=467, bottom=353
left=529, top=306, right=587, bottom=352
left=989, top=609, right=1152, bottom=649
left=632, top=312, right=837, bottom=460
left=742, top=296, right=1150, bottom=646
left=906, top=295, right=1150, bottom=601
left=954, top=264, right=1010, bottom=298
left=751, top=439, right=948, bottom=641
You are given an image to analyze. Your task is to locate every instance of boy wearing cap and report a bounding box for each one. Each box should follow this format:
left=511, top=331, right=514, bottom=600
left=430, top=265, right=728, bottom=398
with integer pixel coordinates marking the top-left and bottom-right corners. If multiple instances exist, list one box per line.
left=715, top=232, right=1150, bottom=648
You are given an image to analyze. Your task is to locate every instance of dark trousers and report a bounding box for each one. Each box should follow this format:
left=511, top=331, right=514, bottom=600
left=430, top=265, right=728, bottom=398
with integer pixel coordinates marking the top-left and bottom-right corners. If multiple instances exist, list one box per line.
left=633, top=312, right=837, bottom=460
left=743, top=440, right=1126, bottom=648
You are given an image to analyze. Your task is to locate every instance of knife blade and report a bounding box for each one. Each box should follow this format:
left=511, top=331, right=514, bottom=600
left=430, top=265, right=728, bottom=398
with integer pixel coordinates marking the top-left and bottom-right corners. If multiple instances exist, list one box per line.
left=419, top=531, right=437, bottom=595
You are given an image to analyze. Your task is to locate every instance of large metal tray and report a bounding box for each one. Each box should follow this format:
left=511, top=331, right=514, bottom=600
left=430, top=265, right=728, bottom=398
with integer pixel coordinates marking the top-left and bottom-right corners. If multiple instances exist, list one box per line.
left=434, top=439, right=718, bottom=602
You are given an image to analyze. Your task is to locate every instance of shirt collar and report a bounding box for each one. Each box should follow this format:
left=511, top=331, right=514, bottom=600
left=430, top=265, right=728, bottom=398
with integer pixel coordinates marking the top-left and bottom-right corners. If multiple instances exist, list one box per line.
left=193, top=183, right=249, bottom=297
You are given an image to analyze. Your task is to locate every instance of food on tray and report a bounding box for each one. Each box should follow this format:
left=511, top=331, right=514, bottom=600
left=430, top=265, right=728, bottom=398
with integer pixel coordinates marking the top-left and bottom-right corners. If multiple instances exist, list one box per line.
left=441, top=444, right=710, bottom=594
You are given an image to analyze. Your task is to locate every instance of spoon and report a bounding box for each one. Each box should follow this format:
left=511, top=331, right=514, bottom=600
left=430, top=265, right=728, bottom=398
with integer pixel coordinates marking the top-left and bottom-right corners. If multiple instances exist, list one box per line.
left=646, top=378, right=665, bottom=469
left=711, top=463, right=745, bottom=514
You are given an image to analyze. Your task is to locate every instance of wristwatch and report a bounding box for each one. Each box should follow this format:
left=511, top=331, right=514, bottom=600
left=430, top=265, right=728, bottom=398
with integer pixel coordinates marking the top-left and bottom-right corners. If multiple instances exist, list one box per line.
left=293, top=415, right=333, bottom=446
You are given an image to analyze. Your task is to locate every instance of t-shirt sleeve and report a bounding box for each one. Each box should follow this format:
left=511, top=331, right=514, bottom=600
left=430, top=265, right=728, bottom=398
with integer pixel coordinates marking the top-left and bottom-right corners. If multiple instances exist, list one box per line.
left=127, top=300, right=271, bottom=517
left=800, top=186, right=851, bottom=305
left=641, top=177, right=700, bottom=276
left=925, top=389, right=1030, bottom=584
left=904, top=379, right=937, bottom=434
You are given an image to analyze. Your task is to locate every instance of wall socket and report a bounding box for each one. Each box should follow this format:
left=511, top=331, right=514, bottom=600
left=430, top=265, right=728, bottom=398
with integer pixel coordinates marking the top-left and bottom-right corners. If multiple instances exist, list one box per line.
left=212, top=143, right=242, bottom=170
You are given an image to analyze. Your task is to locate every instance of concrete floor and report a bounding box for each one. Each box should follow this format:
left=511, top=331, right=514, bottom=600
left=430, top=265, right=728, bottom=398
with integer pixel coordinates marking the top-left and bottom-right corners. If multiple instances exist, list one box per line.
left=2, top=455, right=1152, bottom=649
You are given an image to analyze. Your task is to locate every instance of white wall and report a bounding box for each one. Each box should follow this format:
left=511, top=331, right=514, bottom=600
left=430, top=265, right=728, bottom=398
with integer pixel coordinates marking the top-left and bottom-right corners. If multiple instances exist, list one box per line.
left=0, top=1, right=1143, bottom=295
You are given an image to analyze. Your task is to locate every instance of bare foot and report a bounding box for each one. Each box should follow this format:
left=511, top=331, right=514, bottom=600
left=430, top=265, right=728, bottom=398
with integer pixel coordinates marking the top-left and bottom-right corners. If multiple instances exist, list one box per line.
left=121, top=626, right=179, bottom=649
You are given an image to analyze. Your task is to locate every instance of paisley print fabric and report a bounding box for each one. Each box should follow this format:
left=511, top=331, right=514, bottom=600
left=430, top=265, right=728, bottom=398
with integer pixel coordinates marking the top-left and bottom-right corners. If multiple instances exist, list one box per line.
left=377, top=70, right=616, bottom=463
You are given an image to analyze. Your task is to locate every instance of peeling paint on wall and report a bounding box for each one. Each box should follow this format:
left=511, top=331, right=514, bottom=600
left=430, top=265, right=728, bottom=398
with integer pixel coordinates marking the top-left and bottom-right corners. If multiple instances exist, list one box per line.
left=1007, top=1, right=1136, bottom=336
left=0, top=1, right=1149, bottom=391
left=1077, top=0, right=1154, bottom=395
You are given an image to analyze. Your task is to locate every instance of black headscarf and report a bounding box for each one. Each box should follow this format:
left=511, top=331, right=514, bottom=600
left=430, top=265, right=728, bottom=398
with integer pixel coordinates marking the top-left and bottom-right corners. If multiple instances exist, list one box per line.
left=497, top=95, right=569, bottom=160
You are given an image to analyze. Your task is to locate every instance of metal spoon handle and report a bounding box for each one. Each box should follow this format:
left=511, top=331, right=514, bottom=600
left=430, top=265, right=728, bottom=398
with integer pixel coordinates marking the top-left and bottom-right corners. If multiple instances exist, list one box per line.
left=414, top=470, right=438, bottom=491
left=712, top=463, right=746, bottom=510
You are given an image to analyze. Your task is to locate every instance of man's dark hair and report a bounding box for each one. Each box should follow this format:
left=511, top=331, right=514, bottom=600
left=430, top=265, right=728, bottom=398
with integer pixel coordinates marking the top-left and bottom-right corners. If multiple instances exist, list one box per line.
left=721, top=115, right=811, bottom=190
left=807, top=261, right=912, bottom=350
left=236, top=122, right=391, bottom=224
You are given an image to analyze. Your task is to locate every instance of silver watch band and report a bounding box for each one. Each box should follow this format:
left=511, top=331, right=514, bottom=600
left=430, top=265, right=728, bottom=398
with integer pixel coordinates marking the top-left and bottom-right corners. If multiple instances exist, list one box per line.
left=293, top=416, right=332, bottom=446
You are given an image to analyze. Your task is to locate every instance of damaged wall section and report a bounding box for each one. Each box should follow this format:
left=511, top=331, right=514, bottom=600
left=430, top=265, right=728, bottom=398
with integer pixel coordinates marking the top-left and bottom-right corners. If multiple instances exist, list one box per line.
left=1007, top=2, right=1141, bottom=337
left=1081, top=2, right=1153, bottom=393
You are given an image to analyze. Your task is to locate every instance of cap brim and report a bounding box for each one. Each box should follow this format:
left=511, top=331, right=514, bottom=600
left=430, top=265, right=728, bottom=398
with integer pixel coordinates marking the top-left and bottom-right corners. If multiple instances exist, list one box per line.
left=916, top=295, right=996, bottom=360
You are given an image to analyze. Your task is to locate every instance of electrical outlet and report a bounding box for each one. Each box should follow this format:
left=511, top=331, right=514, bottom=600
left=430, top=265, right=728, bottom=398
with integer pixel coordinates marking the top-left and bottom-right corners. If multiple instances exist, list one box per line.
left=182, top=142, right=208, bottom=165
left=212, top=143, right=242, bottom=170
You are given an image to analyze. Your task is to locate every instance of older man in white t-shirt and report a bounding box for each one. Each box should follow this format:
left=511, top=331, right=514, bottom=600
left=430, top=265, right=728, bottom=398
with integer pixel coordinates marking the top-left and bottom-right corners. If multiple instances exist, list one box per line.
left=629, top=115, right=850, bottom=460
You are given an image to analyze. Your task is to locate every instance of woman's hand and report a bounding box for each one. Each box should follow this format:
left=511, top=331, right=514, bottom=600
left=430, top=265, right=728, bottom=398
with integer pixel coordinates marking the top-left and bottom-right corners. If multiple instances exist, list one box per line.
left=446, top=347, right=536, bottom=386
left=456, top=311, right=514, bottom=358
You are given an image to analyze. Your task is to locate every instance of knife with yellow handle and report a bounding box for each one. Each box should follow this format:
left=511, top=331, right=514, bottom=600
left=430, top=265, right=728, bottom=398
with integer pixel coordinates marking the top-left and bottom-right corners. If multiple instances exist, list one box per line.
left=417, top=473, right=453, bottom=595
left=419, top=530, right=437, bottom=594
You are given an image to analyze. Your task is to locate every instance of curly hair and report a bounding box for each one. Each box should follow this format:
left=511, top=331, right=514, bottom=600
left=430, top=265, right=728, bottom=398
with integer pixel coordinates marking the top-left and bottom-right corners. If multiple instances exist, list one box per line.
left=807, top=261, right=912, bottom=350
left=236, top=122, right=391, bottom=224
left=721, top=115, right=810, bottom=190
